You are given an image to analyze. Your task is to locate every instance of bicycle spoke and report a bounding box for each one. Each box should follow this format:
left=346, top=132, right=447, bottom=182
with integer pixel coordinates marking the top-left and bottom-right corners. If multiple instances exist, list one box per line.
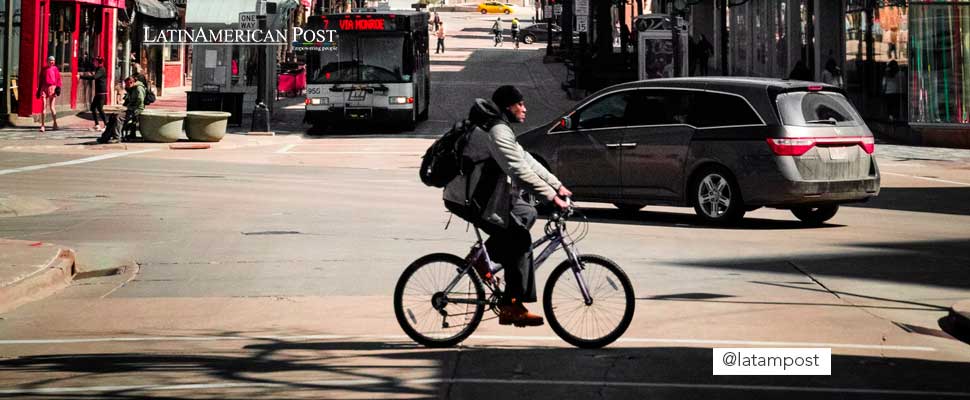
left=547, top=259, right=631, bottom=343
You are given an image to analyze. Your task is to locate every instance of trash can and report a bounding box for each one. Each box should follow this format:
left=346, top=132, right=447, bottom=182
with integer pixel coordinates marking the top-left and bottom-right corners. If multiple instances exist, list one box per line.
left=140, top=110, right=186, bottom=143
left=185, top=111, right=231, bottom=142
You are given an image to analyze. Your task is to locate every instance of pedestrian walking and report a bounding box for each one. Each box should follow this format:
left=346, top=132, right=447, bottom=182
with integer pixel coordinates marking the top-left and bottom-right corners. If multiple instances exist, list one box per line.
left=435, top=23, right=446, bottom=54
left=432, top=11, right=442, bottom=31
left=492, top=18, right=503, bottom=47
left=882, top=60, right=902, bottom=123
left=511, top=17, right=520, bottom=49
left=80, top=56, right=108, bottom=131
left=36, top=56, right=62, bottom=132
left=822, top=57, right=843, bottom=87
left=698, top=34, right=713, bottom=76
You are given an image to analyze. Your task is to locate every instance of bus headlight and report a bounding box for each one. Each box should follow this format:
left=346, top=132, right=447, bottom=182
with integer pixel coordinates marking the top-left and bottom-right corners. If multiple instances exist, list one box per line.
left=390, top=96, right=414, bottom=104
left=309, top=98, right=328, bottom=105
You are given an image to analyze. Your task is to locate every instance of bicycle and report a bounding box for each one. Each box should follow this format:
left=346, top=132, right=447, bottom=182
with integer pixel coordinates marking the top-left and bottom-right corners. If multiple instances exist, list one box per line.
left=393, top=201, right=635, bottom=349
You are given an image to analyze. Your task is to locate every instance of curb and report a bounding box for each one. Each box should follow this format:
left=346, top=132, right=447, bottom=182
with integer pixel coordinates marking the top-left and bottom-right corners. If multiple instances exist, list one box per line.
left=0, top=248, right=76, bottom=314
left=74, top=263, right=132, bottom=280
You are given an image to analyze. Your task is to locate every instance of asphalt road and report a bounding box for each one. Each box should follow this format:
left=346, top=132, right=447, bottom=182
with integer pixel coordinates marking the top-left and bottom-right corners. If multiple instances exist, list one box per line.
left=1, top=11, right=970, bottom=400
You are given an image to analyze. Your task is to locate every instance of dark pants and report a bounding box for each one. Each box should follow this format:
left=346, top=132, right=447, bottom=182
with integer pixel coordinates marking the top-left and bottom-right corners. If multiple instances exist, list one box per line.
left=107, top=110, right=136, bottom=141
left=90, top=94, right=107, bottom=125
left=436, top=38, right=445, bottom=53
left=447, top=197, right=538, bottom=304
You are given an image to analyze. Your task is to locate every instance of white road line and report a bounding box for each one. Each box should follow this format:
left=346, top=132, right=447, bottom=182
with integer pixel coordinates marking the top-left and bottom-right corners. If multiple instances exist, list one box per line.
left=881, top=172, right=970, bottom=187
left=0, top=149, right=160, bottom=176
left=0, top=378, right=966, bottom=397
left=284, top=151, right=420, bottom=155
left=275, top=144, right=298, bottom=154
left=0, top=334, right=936, bottom=352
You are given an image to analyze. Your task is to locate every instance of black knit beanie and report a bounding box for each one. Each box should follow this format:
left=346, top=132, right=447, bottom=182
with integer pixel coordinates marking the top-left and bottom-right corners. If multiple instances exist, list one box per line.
left=491, top=85, right=523, bottom=109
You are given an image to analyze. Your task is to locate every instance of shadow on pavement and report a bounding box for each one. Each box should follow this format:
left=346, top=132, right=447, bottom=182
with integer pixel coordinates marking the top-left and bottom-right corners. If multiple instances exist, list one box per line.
left=845, top=187, right=970, bottom=216
left=1, top=340, right=968, bottom=399
left=561, top=207, right=845, bottom=231
left=666, top=238, right=970, bottom=291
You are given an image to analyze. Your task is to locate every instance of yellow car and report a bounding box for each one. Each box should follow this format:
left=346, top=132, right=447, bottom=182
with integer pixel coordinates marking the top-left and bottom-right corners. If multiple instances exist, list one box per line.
left=477, top=2, right=514, bottom=14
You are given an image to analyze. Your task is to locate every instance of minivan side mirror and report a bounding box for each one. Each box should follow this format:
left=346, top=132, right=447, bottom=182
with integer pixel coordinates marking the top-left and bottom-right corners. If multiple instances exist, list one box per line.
left=558, top=116, right=573, bottom=130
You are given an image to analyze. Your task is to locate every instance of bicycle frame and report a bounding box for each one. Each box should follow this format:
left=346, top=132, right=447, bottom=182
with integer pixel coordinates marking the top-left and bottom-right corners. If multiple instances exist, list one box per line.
left=440, top=218, right=594, bottom=306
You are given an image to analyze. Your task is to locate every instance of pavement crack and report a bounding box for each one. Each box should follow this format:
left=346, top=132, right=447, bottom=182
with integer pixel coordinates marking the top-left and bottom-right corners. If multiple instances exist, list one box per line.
left=787, top=261, right=841, bottom=299
left=787, top=260, right=892, bottom=326
left=596, top=354, right=622, bottom=399
left=443, top=347, right=464, bottom=400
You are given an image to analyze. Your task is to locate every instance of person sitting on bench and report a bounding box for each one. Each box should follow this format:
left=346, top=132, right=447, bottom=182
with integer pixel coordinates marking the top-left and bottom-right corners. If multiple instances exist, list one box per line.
left=99, top=76, right=145, bottom=144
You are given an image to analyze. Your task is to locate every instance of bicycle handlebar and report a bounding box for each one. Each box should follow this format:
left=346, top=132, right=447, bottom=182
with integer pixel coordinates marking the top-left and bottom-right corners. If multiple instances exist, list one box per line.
left=549, top=196, right=575, bottom=223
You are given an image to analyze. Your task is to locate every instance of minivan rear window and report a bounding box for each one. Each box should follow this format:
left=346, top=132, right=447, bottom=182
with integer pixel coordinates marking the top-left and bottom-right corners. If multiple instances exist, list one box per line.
left=776, top=92, right=864, bottom=127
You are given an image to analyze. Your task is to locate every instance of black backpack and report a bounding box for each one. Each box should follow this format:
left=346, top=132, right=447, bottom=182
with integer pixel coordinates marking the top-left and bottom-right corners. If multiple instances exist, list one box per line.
left=419, top=120, right=477, bottom=188
left=144, top=86, right=156, bottom=106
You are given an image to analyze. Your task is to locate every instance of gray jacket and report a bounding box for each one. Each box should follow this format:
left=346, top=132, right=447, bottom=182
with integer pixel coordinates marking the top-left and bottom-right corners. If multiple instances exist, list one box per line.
left=444, top=99, right=561, bottom=227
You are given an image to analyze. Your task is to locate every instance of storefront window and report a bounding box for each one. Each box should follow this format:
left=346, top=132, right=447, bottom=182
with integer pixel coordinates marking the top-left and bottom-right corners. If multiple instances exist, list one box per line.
left=910, top=3, right=970, bottom=124
left=774, top=1, right=788, bottom=77
left=168, top=44, right=181, bottom=61
left=48, top=4, right=74, bottom=71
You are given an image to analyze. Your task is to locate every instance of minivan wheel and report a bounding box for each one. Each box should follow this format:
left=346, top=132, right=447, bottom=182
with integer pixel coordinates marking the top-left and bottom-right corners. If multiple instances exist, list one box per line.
left=613, top=203, right=646, bottom=214
left=692, top=168, right=745, bottom=224
left=791, top=204, right=839, bottom=225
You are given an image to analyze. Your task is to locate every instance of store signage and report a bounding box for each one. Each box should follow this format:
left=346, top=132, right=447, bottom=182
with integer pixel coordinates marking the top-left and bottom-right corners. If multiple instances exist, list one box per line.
left=576, top=16, right=588, bottom=33
left=322, top=17, right=396, bottom=31
left=574, top=0, right=588, bottom=16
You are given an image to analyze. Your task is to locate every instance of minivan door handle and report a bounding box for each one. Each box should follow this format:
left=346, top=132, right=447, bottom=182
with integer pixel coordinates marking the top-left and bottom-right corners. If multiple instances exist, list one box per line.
left=620, top=142, right=638, bottom=148
left=605, top=143, right=622, bottom=149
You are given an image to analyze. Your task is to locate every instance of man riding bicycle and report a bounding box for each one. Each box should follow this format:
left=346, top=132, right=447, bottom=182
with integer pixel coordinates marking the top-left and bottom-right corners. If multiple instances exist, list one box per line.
left=444, top=85, right=572, bottom=327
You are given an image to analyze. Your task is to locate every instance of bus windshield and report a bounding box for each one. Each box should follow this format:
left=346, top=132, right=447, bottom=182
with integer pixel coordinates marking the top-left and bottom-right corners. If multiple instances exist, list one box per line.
left=310, top=34, right=409, bottom=84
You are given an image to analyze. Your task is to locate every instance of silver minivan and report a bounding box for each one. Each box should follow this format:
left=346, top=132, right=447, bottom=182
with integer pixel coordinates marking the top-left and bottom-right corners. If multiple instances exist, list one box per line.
left=519, top=77, right=881, bottom=225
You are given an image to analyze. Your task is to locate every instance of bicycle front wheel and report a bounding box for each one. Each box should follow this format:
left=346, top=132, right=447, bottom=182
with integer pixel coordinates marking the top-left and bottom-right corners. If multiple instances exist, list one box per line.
left=543, top=255, right=635, bottom=349
left=394, top=253, right=485, bottom=347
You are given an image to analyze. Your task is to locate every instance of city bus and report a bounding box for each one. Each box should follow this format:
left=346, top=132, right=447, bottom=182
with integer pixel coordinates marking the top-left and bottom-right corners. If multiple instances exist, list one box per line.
left=301, top=11, right=431, bottom=129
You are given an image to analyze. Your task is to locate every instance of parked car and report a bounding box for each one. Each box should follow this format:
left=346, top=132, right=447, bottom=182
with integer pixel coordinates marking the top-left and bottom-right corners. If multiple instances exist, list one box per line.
left=519, top=77, right=881, bottom=225
left=519, top=23, right=580, bottom=44
left=477, top=2, right=514, bottom=14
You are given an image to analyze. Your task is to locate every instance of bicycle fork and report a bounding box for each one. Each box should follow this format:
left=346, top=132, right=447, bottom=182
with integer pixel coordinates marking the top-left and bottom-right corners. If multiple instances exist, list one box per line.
left=533, top=229, right=594, bottom=306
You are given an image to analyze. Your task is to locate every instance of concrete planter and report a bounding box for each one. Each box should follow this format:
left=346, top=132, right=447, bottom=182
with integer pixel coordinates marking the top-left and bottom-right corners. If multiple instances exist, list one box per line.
left=185, top=111, right=231, bottom=142
left=139, top=110, right=186, bottom=143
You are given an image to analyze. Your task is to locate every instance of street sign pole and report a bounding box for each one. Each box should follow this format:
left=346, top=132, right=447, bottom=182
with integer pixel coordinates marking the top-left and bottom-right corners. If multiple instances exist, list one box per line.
left=250, top=2, right=271, bottom=134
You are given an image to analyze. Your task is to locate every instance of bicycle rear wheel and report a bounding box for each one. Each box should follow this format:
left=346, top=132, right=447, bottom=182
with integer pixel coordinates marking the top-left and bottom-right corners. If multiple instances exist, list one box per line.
left=543, top=255, right=635, bottom=349
left=394, top=253, right=485, bottom=347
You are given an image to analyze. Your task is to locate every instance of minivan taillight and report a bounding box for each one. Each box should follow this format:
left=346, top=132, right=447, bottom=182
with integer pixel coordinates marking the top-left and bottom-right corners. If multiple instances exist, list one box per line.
left=767, top=137, right=876, bottom=156
left=766, top=138, right=816, bottom=156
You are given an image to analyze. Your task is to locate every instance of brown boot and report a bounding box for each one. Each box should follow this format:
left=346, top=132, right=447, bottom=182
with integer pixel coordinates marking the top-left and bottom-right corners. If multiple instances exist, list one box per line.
left=498, top=303, right=544, bottom=327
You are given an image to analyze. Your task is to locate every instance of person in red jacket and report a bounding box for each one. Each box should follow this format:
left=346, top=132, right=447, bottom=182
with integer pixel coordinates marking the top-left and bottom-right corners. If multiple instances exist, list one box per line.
left=36, top=56, right=63, bottom=132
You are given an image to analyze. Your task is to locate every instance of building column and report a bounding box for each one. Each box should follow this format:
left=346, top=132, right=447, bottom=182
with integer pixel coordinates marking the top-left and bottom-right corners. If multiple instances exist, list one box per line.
left=17, top=0, right=45, bottom=117
left=104, top=8, right=115, bottom=105
left=70, top=2, right=79, bottom=110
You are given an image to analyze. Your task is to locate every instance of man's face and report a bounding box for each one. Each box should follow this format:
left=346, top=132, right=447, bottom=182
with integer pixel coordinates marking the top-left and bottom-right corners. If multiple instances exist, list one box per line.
left=124, top=79, right=133, bottom=88
left=48, top=59, right=55, bottom=66
left=507, top=101, right=527, bottom=122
